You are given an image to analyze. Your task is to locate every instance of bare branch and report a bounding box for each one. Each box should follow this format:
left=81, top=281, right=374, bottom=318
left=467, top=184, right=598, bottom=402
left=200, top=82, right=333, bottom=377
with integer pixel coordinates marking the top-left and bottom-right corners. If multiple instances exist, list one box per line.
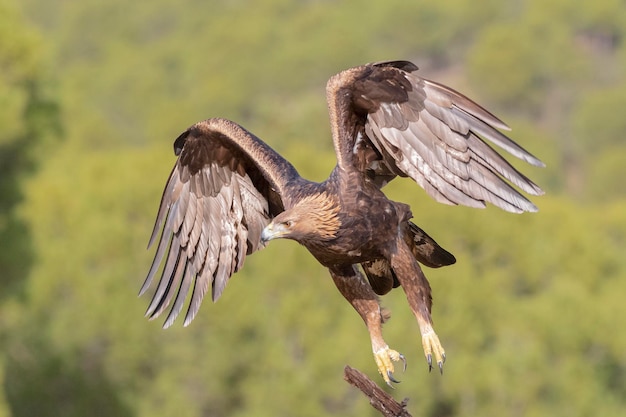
left=343, top=366, right=412, bottom=417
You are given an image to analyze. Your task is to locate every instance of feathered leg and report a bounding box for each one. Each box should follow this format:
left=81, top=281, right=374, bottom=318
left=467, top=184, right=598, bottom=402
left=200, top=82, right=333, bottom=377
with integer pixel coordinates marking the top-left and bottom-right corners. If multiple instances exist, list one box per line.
left=390, top=235, right=446, bottom=373
left=329, top=265, right=406, bottom=386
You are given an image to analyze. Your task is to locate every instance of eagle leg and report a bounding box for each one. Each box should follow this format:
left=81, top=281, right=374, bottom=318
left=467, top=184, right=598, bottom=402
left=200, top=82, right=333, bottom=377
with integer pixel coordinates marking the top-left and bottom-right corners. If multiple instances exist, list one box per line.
left=329, top=265, right=405, bottom=387
left=390, top=235, right=446, bottom=374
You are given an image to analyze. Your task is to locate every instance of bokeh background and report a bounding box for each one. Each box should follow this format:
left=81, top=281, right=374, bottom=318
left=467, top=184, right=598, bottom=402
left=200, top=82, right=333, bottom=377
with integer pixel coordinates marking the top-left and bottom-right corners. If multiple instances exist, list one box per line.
left=1, top=0, right=625, bottom=416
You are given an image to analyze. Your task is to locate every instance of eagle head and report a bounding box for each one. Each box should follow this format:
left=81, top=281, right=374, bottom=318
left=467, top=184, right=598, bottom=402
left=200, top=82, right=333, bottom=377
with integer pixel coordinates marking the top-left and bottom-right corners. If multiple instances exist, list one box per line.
left=260, top=193, right=340, bottom=244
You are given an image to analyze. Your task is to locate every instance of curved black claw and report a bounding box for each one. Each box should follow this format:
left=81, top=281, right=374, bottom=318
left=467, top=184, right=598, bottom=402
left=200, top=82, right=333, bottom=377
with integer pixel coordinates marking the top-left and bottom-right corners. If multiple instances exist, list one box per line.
left=399, top=353, right=407, bottom=372
left=386, top=370, right=401, bottom=386
left=438, top=352, right=446, bottom=375
left=426, top=354, right=445, bottom=374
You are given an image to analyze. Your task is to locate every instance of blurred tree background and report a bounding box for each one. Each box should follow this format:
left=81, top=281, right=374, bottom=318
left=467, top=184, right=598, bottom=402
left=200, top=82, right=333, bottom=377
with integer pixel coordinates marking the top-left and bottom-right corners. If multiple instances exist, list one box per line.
left=1, top=0, right=625, bottom=416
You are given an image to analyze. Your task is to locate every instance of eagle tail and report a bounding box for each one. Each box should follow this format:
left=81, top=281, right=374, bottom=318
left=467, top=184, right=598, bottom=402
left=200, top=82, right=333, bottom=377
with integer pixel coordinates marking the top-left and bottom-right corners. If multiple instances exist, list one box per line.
left=362, top=222, right=455, bottom=296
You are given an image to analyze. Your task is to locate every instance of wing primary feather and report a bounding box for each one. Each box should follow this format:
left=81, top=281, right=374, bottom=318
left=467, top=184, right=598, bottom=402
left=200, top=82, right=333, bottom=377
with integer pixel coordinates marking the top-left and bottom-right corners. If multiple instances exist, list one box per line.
left=465, top=155, right=538, bottom=212
left=145, top=239, right=185, bottom=319
left=185, top=207, right=223, bottom=327
left=163, top=262, right=194, bottom=329
left=139, top=199, right=179, bottom=296
left=466, top=134, right=544, bottom=196
left=183, top=265, right=210, bottom=327
left=147, top=166, right=178, bottom=249
left=151, top=256, right=187, bottom=322
left=422, top=78, right=511, bottom=131
left=140, top=229, right=170, bottom=296
left=451, top=107, right=545, bottom=168
left=183, top=198, right=221, bottom=327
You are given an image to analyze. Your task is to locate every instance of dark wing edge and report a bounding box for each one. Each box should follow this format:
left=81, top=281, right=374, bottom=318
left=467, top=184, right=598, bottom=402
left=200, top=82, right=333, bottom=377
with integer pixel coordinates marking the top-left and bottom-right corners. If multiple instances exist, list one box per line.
left=140, top=118, right=299, bottom=328
left=357, top=62, right=545, bottom=213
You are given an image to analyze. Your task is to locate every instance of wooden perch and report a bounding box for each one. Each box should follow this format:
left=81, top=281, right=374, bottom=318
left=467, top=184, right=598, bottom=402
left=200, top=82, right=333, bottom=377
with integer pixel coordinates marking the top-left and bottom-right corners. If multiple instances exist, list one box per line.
left=344, top=365, right=412, bottom=417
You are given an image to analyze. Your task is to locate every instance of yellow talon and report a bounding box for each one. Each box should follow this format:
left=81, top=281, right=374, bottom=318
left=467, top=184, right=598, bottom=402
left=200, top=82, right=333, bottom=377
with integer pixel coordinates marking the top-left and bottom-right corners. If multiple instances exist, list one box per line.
left=374, top=346, right=407, bottom=387
left=421, top=330, right=446, bottom=373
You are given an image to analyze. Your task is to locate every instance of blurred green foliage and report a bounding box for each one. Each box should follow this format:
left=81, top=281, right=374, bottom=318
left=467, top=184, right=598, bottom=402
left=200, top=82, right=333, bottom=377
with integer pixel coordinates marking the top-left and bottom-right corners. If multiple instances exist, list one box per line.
left=1, top=0, right=625, bottom=416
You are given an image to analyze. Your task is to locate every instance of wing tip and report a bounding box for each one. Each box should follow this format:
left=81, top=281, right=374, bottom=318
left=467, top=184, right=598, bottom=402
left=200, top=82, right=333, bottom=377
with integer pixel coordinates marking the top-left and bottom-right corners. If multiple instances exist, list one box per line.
left=163, top=315, right=177, bottom=329
left=182, top=312, right=196, bottom=328
left=530, top=158, right=546, bottom=169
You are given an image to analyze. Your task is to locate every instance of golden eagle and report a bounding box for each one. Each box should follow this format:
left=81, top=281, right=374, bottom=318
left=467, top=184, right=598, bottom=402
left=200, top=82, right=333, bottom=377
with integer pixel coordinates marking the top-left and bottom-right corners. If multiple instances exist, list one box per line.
left=141, top=61, right=543, bottom=385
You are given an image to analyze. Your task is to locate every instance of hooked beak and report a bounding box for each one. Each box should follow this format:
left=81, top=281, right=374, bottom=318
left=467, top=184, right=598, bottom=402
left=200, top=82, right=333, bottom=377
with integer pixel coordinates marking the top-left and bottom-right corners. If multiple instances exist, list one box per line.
left=260, top=222, right=288, bottom=244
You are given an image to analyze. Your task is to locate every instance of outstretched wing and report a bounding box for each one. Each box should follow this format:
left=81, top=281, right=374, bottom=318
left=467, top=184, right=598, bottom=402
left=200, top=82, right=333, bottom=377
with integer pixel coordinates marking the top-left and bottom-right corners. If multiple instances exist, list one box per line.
left=141, top=118, right=299, bottom=328
left=348, top=61, right=544, bottom=213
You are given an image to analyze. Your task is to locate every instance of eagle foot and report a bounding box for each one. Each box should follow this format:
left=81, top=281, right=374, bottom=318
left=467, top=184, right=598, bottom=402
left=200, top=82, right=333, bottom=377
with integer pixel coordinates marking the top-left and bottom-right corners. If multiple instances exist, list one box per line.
left=374, top=346, right=407, bottom=387
left=421, top=330, right=446, bottom=374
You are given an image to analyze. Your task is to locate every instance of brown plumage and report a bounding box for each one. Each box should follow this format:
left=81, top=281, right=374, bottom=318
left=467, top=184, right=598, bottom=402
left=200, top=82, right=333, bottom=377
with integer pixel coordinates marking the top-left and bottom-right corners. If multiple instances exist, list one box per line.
left=141, top=60, right=544, bottom=385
